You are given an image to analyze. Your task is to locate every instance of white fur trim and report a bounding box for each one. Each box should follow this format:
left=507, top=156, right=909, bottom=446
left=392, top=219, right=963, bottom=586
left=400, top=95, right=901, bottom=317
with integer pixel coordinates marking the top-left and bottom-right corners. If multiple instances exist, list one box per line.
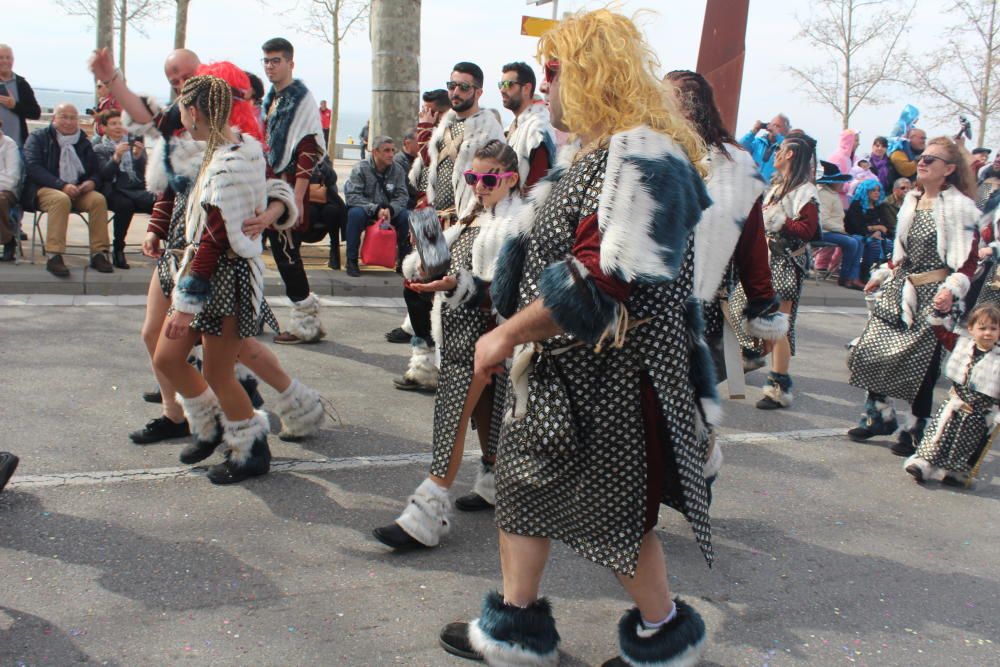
left=222, top=410, right=269, bottom=466
left=443, top=269, right=477, bottom=309
left=694, top=147, right=766, bottom=301
left=401, top=315, right=414, bottom=336
left=873, top=399, right=896, bottom=422
left=869, top=264, right=893, bottom=286
left=704, top=439, right=723, bottom=479
left=420, top=109, right=505, bottom=212
left=762, top=182, right=819, bottom=235
left=622, top=630, right=706, bottom=667
left=171, top=281, right=205, bottom=315
left=269, top=87, right=325, bottom=175
left=431, top=294, right=443, bottom=358
left=145, top=132, right=203, bottom=196
left=700, top=397, right=723, bottom=427
left=266, top=179, right=299, bottom=232
left=893, top=188, right=979, bottom=271
left=288, top=293, right=326, bottom=342
left=178, top=388, right=220, bottom=443
left=943, top=272, right=970, bottom=300
left=745, top=312, right=789, bottom=340
left=945, top=335, right=1000, bottom=399
left=471, top=464, right=496, bottom=506
left=761, top=382, right=793, bottom=407
left=401, top=248, right=422, bottom=281
left=507, top=103, right=556, bottom=186
left=468, top=618, right=560, bottom=667
left=274, top=379, right=325, bottom=439
left=235, top=362, right=255, bottom=381
left=507, top=344, right=535, bottom=421
left=901, top=279, right=918, bottom=329
left=395, top=478, right=451, bottom=547
left=405, top=338, right=439, bottom=387
left=904, top=454, right=946, bottom=482
left=471, top=196, right=525, bottom=281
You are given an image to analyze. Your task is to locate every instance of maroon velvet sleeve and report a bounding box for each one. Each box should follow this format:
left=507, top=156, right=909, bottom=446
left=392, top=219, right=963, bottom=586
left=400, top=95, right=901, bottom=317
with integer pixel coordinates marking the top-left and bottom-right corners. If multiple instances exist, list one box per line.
left=981, top=224, right=994, bottom=245
left=931, top=325, right=959, bottom=351
left=523, top=144, right=551, bottom=194
left=147, top=189, right=175, bottom=239
left=417, top=122, right=434, bottom=164
left=572, top=212, right=631, bottom=302
left=957, top=237, right=980, bottom=279
left=734, top=198, right=776, bottom=302
left=190, top=207, right=229, bottom=280
left=295, top=135, right=319, bottom=182
left=782, top=200, right=819, bottom=241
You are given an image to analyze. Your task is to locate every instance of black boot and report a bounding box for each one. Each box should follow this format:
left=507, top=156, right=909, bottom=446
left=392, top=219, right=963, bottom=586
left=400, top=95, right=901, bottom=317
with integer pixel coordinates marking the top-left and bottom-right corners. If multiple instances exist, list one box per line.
left=112, top=248, right=130, bottom=269
left=455, top=458, right=495, bottom=512
left=439, top=591, right=560, bottom=664
left=0, top=451, right=20, bottom=494
left=346, top=260, right=361, bottom=277
left=328, top=227, right=341, bottom=269
left=129, top=416, right=191, bottom=444
left=206, top=412, right=271, bottom=484
left=891, top=418, right=927, bottom=457
left=178, top=418, right=222, bottom=464
left=0, top=240, right=15, bottom=262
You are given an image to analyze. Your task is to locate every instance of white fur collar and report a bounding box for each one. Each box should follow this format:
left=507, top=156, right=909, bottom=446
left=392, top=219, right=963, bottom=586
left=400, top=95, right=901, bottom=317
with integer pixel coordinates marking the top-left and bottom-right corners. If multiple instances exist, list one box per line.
left=894, top=188, right=979, bottom=270
left=945, top=335, right=1000, bottom=399
left=146, top=132, right=203, bottom=196
left=471, top=195, right=525, bottom=281
left=507, top=103, right=555, bottom=185
left=269, top=87, right=325, bottom=174
left=762, top=182, right=819, bottom=234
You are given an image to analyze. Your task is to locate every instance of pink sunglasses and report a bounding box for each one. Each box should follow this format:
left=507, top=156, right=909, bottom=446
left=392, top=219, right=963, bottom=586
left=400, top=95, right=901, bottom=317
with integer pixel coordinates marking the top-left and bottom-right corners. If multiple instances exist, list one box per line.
left=463, top=170, right=516, bottom=189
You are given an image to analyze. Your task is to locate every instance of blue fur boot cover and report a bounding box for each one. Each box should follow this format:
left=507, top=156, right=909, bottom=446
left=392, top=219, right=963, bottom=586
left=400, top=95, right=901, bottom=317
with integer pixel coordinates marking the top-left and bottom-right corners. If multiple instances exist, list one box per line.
left=440, top=591, right=560, bottom=665
left=602, top=599, right=706, bottom=667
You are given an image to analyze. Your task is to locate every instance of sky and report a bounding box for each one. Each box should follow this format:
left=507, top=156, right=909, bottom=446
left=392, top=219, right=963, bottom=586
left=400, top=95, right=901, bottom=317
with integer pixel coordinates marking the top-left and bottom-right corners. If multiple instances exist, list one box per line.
left=1, top=0, right=987, bottom=156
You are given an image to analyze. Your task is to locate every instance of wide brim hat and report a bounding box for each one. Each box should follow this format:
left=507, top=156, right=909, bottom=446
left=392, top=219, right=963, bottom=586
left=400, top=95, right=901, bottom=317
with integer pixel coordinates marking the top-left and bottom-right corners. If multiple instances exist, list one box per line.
left=817, top=159, right=851, bottom=184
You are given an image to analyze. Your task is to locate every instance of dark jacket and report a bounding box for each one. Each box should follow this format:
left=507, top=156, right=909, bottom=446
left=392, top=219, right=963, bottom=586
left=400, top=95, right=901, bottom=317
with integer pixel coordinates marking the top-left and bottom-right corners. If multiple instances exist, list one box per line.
left=310, top=156, right=341, bottom=203
left=845, top=200, right=883, bottom=237
left=344, top=155, right=409, bottom=218
left=93, top=136, right=147, bottom=195
left=5, top=75, right=41, bottom=146
left=21, top=124, right=102, bottom=208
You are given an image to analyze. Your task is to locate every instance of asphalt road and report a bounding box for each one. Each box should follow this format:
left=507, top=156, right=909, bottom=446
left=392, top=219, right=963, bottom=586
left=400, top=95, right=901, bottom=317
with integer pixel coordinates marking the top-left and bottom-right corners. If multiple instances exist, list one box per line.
left=0, top=302, right=997, bottom=666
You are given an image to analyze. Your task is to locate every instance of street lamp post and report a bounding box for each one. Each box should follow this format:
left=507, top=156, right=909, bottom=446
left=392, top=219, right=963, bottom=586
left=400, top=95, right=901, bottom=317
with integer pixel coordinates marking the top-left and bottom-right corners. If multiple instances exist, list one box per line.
left=526, top=0, right=559, bottom=21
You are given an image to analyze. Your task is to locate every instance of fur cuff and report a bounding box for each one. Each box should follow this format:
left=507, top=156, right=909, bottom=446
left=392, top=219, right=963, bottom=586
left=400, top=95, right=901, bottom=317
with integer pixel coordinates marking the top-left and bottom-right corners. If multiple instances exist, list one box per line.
left=538, top=256, right=620, bottom=346
left=746, top=312, right=790, bottom=340
left=471, top=460, right=496, bottom=506
left=267, top=179, right=299, bottom=231
left=469, top=591, right=560, bottom=667
left=704, top=440, right=723, bottom=480
left=869, top=264, right=893, bottom=286
left=288, top=294, right=326, bottom=342
left=616, top=600, right=706, bottom=667
left=274, top=379, right=324, bottom=439
left=404, top=339, right=439, bottom=387
left=491, top=235, right=529, bottom=319
left=443, top=269, right=477, bottom=309
left=172, top=274, right=210, bottom=315
left=927, top=310, right=953, bottom=328
left=178, top=388, right=221, bottom=444
left=401, top=315, right=414, bottom=336
left=401, top=249, right=422, bottom=281
left=395, top=478, right=451, bottom=547
left=943, top=272, right=970, bottom=300
left=761, top=382, right=793, bottom=407
left=904, top=455, right=946, bottom=482
left=222, top=410, right=270, bottom=466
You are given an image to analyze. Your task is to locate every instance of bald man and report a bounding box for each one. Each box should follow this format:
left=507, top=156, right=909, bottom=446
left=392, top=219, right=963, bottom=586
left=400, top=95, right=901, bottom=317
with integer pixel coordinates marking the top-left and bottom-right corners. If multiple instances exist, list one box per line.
left=0, top=43, right=41, bottom=148
left=22, top=103, right=111, bottom=277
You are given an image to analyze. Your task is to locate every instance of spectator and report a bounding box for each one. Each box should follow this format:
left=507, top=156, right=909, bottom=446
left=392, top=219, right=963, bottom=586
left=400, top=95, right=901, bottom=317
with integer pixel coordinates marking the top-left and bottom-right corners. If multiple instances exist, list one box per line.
left=307, top=155, right=347, bottom=270
left=359, top=120, right=369, bottom=159
left=91, top=80, right=121, bottom=137
left=887, top=126, right=926, bottom=185
left=343, top=135, right=410, bottom=277
left=22, top=103, right=112, bottom=277
left=319, top=100, right=332, bottom=146
left=970, top=147, right=991, bottom=176
left=976, top=152, right=1000, bottom=209
left=847, top=179, right=890, bottom=277
left=828, top=128, right=860, bottom=206
left=92, top=109, right=154, bottom=269
left=816, top=160, right=864, bottom=290
left=869, top=177, right=910, bottom=274
left=0, top=116, right=21, bottom=261
left=739, top=113, right=790, bottom=180
left=244, top=70, right=265, bottom=128
left=0, top=44, right=41, bottom=148
left=846, top=157, right=878, bottom=198
left=868, top=136, right=892, bottom=191
left=394, top=127, right=419, bottom=210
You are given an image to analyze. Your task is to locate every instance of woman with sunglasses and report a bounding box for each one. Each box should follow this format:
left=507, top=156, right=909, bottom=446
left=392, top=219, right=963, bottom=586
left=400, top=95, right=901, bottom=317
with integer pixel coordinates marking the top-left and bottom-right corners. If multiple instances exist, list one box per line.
left=373, top=140, right=524, bottom=551
left=848, top=137, right=980, bottom=456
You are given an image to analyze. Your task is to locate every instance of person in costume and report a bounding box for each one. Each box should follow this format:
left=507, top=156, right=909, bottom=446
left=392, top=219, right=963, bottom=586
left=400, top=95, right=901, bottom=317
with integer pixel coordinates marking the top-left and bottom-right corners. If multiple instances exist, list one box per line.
left=886, top=105, right=925, bottom=186
left=393, top=62, right=505, bottom=394
left=373, top=140, right=523, bottom=550
left=846, top=179, right=892, bottom=279
left=847, top=137, right=980, bottom=457
left=258, top=37, right=326, bottom=345
left=498, top=61, right=555, bottom=192
left=815, top=160, right=865, bottom=290
left=437, top=11, right=714, bottom=666
left=904, top=303, right=1000, bottom=486
left=966, top=194, right=1000, bottom=312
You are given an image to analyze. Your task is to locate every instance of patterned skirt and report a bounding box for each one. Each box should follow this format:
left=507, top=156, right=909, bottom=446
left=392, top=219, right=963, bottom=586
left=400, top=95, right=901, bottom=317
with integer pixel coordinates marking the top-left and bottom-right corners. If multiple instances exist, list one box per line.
left=972, top=261, right=1000, bottom=311
left=185, top=255, right=279, bottom=339
left=915, top=394, right=994, bottom=475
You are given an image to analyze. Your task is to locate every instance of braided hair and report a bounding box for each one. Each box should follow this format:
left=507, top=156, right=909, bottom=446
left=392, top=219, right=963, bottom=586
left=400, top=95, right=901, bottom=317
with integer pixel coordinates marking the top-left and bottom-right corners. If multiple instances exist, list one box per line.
left=179, top=74, right=233, bottom=179
left=458, top=139, right=520, bottom=225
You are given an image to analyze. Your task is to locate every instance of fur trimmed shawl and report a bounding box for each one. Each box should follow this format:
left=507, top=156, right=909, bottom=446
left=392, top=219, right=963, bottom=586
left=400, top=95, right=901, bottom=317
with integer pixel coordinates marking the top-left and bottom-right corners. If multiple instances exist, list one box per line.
left=408, top=109, right=505, bottom=214
left=146, top=132, right=204, bottom=196
left=693, top=146, right=767, bottom=301
left=893, top=188, right=979, bottom=271
left=506, top=103, right=556, bottom=186
left=946, top=335, right=1000, bottom=400
left=263, top=79, right=325, bottom=176
left=762, top=182, right=819, bottom=234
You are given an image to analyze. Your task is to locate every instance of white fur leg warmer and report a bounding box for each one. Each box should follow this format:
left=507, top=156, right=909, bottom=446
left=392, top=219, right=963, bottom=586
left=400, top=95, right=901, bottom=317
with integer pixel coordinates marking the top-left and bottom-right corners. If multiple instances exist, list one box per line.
left=904, top=455, right=946, bottom=482
left=404, top=339, right=439, bottom=387
left=471, top=462, right=496, bottom=506
left=401, top=315, right=414, bottom=336
left=761, top=382, right=793, bottom=407
left=395, top=478, right=451, bottom=547
left=222, top=410, right=270, bottom=466
left=274, top=379, right=324, bottom=439
left=288, top=294, right=326, bottom=342
left=704, top=438, right=724, bottom=479
left=179, top=388, right=221, bottom=443
left=235, top=362, right=255, bottom=382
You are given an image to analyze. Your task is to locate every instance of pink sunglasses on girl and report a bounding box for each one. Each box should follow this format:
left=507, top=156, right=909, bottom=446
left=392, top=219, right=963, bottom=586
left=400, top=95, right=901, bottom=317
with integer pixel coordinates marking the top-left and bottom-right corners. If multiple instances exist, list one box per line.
left=463, top=170, right=516, bottom=189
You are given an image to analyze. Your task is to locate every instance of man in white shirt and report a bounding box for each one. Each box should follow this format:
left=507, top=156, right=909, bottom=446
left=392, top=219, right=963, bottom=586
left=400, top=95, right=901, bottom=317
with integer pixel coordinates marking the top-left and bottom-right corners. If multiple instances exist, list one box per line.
left=0, top=117, right=22, bottom=260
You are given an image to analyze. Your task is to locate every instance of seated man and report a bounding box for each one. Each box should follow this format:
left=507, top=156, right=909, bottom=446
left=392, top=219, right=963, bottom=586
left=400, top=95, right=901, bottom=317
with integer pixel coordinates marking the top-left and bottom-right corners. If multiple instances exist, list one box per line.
left=93, top=109, right=154, bottom=269
left=0, top=117, right=21, bottom=261
left=22, top=103, right=112, bottom=277
left=343, top=135, right=410, bottom=277
left=307, top=155, right=348, bottom=269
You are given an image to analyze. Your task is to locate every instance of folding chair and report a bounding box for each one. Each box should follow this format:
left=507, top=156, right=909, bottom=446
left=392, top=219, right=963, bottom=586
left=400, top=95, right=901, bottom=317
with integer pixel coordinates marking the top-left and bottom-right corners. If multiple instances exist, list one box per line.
left=808, top=240, right=838, bottom=283
left=29, top=208, right=116, bottom=264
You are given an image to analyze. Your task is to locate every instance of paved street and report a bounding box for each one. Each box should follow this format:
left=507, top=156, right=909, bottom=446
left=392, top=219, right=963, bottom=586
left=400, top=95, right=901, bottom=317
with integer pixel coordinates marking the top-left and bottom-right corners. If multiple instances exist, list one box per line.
left=0, top=301, right=997, bottom=666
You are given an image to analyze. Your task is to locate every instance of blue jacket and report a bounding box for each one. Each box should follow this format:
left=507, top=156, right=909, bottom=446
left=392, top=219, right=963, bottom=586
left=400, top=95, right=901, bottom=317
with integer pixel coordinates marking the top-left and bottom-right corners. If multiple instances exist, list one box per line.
left=739, top=129, right=783, bottom=181
left=21, top=125, right=102, bottom=208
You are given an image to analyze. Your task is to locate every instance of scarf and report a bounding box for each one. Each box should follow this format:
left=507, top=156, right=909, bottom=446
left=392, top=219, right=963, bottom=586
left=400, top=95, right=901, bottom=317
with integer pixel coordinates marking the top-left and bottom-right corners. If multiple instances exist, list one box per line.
left=57, top=130, right=86, bottom=185
left=869, top=153, right=891, bottom=188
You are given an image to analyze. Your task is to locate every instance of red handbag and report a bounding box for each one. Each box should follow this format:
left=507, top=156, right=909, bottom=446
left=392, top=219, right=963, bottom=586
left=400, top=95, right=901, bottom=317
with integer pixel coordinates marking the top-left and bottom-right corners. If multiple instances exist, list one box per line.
left=360, top=219, right=398, bottom=269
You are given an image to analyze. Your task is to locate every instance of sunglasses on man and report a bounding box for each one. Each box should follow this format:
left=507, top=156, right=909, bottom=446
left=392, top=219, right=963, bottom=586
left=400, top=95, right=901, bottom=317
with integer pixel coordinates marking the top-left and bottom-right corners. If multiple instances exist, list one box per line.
left=446, top=81, right=479, bottom=93
left=463, top=170, right=515, bottom=189
left=497, top=80, right=522, bottom=90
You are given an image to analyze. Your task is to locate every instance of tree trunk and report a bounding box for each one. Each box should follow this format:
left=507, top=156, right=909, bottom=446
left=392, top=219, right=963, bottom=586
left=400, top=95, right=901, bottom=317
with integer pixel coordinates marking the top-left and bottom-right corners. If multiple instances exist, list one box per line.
left=329, top=3, right=340, bottom=156
left=979, top=0, right=997, bottom=147
left=118, top=0, right=127, bottom=78
left=174, top=0, right=190, bottom=50
left=842, top=1, right=853, bottom=129
left=370, top=0, right=421, bottom=146
left=96, top=0, right=114, bottom=106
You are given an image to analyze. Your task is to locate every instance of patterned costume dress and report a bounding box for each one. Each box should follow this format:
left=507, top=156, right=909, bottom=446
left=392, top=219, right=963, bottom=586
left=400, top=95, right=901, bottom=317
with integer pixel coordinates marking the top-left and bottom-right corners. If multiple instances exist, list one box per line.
left=971, top=215, right=1000, bottom=311
left=491, top=128, right=714, bottom=575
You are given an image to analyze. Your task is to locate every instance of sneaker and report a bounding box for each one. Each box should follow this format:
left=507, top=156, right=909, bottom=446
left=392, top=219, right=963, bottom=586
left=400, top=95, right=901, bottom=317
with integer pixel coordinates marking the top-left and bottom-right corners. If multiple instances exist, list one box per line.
left=46, top=254, right=70, bottom=277
left=346, top=260, right=361, bottom=277
left=454, top=492, right=493, bottom=512
left=129, top=416, right=191, bottom=444
left=392, top=376, right=437, bottom=394
left=384, top=327, right=411, bottom=344
left=90, top=251, right=114, bottom=273
left=372, top=523, right=428, bottom=551
left=0, top=452, right=20, bottom=494
left=142, top=387, right=163, bottom=404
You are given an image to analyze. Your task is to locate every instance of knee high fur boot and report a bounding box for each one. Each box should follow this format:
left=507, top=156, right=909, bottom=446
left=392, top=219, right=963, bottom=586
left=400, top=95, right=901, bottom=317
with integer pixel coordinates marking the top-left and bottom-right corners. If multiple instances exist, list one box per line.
left=395, top=478, right=451, bottom=547
left=602, top=599, right=707, bottom=667
left=235, top=363, right=265, bottom=409
left=287, top=293, right=326, bottom=343
left=273, top=378, right=325, bottom=441
left=177, top=388, right=223, bottom=464
left=207, top=410, right=271, bottom=485
left=757, top=371, right=793, bottom=409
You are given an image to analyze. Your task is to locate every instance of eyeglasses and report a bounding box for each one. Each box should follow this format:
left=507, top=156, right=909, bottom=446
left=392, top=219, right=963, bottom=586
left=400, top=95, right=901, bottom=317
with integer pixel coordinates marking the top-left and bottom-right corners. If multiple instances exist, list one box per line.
left=497, top=80, right=522, bottom=90
left=463, top=170, right=515, bottom=189
left=917, top=154, right=952, bottom=166
left=446, top=81, right=479, bottom=93
left=261, top=57, right=284, bottom=67
left=543, top=59, right=560, bottom=84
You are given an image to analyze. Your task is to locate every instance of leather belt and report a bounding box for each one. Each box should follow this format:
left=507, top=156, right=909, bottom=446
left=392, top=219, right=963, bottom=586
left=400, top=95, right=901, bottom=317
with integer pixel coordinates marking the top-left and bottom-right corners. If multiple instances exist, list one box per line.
left=909, top=268, right=949, bottom=286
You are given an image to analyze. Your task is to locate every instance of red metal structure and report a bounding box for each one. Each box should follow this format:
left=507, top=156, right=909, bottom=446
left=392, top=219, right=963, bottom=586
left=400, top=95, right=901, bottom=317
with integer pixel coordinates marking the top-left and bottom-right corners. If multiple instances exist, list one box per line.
left=696, top=0, right=751, bottom=134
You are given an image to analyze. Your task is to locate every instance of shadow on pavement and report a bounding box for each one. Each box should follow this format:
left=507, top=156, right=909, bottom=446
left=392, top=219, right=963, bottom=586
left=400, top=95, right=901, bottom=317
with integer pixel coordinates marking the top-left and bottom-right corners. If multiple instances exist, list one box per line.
left=0, top=606, right=122, bottom=667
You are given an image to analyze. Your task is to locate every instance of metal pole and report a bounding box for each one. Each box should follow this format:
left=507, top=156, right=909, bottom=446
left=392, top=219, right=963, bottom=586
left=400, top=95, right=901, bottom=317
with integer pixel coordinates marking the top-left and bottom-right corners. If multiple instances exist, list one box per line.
left=552, top=0, right=558, bottom=20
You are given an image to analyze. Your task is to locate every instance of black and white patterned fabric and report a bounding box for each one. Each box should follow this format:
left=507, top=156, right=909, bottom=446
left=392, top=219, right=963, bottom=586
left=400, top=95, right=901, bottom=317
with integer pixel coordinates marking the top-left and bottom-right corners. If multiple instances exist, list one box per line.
left=849, top=209, right=948, bottom=402
left=430, top=120, right=466, bottom=211
left=976, top=181, right=1000, bottom=211
left=156, top=186, right=193, bottom=298
left=186, top=255, right=279, bottom=339
left=915, top=353, right=997, bottom=474
left=765, top=235, right=807, bottom=354
left=972, top=262, right=1000, bottom=310
left=428, top=225, right=507, bottom=478
left=494, top=148, right=712, bottom=575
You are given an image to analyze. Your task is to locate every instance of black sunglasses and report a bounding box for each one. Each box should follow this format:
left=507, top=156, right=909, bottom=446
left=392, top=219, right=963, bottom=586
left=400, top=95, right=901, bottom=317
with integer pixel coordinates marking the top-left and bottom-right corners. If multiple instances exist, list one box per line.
left=446, top=81, right=479, bottom=92
left=917, top=154, right=952, bottom=166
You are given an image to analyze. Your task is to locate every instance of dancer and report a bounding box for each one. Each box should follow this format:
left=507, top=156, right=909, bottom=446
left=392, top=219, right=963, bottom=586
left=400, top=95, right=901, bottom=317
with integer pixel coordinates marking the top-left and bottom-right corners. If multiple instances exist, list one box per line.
left=904, top=303, right=1000, bottom=486
left=373, top=141, right=523, bottom=550
left=753, top=135, right=820, bottom=410
left=499, top=61, right=555, bottom=191
left=969, top=195, right=1000, bottom=312
left=848, top=137, right=980, bottom=456
left=258, top=38, right=327, bottom=345
left=437, top=11, right=713, bottom=666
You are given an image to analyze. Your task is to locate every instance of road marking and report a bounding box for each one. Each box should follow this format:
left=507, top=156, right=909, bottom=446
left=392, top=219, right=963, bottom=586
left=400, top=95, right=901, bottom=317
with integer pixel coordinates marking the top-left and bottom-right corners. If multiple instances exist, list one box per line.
left=9, top=428, right=848, bottom=490
left=0, top=295, right=406, bottom=309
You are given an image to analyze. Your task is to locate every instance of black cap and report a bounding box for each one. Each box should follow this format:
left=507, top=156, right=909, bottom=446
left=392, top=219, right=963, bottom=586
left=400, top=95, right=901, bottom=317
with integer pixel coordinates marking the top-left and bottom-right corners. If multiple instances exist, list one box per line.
left=972, top=147, right=992, bottom=156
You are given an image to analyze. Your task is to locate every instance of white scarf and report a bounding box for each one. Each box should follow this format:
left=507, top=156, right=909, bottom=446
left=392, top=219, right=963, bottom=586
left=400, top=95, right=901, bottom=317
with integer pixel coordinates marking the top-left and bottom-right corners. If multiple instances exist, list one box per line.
left=57, top=130, right=86, bottom=185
